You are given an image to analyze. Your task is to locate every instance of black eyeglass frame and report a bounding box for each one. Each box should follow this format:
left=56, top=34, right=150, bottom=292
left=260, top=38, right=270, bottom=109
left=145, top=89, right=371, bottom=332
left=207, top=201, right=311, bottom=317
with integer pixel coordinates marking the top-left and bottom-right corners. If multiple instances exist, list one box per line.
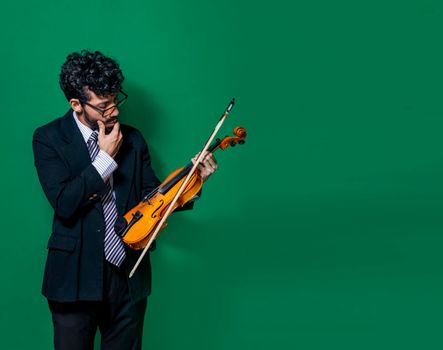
left=80, top=90, right=128, bottom=117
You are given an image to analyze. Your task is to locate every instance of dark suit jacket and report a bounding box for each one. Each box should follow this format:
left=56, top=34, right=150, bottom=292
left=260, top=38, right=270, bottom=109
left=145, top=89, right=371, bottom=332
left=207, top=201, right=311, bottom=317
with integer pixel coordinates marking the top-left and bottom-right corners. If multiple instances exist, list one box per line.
left=33, top=110, right=161, bottom=302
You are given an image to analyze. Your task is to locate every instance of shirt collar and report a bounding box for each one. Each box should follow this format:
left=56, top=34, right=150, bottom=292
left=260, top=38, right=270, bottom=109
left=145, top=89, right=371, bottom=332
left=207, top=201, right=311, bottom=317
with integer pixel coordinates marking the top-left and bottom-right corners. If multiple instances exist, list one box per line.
left=72, top=111, right=94, bottom=144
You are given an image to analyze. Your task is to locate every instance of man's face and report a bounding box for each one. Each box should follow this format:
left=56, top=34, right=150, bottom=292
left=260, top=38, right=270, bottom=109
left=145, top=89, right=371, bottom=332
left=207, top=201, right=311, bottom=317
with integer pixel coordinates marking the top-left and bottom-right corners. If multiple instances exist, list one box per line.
left=73, top=89, right=120, bottom=132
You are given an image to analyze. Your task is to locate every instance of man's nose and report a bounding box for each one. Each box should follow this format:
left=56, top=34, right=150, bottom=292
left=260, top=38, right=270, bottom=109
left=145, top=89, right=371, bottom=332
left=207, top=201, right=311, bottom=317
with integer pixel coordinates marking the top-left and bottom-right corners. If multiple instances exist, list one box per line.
left=106, top=106, right=119, bottom=118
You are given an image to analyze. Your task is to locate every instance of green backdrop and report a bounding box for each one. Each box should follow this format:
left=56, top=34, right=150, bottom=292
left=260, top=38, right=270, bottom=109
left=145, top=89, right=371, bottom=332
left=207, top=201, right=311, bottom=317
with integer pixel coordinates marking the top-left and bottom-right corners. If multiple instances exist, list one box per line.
left=1, top=0, right=443, bottom=349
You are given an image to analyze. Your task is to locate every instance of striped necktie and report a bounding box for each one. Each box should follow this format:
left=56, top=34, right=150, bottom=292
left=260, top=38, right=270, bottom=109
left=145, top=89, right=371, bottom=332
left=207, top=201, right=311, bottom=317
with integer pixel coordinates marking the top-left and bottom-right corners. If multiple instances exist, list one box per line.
left=87, top=131, right=126, bottom=267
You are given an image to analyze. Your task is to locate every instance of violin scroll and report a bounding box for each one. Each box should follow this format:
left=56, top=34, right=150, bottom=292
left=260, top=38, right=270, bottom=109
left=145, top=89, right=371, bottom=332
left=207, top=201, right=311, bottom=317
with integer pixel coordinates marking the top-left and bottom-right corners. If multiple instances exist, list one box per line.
left=219, top=126, right=247, bottom=150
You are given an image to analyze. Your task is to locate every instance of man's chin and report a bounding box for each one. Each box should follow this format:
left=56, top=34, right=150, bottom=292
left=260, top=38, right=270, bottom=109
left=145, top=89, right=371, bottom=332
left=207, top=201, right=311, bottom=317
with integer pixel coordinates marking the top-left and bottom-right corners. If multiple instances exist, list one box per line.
left=105, top=121, right=117, bottom=133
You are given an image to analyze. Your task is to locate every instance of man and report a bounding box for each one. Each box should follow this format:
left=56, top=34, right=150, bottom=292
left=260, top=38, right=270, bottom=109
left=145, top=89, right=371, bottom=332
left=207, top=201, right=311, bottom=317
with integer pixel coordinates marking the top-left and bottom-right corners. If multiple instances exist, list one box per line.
left=32, top=50, right=217, bottom=350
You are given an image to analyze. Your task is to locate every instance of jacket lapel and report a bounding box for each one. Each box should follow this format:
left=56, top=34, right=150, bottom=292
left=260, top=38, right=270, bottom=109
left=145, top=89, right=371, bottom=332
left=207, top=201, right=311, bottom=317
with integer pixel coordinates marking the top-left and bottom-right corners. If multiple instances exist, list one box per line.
left=59, top=110, right=92, bottom=176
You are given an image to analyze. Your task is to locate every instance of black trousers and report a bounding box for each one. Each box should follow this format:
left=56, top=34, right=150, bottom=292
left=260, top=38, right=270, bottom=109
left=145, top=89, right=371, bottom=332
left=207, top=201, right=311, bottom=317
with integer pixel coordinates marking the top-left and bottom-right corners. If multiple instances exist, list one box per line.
left=48, top=261, right=147, bottom=350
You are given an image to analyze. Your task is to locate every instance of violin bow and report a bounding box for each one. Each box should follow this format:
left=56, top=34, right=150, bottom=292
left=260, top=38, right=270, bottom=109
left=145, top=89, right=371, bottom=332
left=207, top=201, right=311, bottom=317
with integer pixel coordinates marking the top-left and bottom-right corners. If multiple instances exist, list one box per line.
left=129, top=98, right=235, bottom=278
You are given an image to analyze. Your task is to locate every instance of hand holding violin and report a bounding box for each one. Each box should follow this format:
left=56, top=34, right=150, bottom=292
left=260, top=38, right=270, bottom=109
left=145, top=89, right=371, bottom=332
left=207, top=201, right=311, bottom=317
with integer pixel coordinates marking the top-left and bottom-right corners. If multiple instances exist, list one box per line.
left=192, top=151, right=218, bottom=181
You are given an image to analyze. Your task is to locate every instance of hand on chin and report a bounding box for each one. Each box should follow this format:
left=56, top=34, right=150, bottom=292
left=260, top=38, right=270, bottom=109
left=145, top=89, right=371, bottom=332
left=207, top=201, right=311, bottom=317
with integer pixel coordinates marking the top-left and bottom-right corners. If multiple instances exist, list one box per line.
left=105, top=120, right=118, bottom=134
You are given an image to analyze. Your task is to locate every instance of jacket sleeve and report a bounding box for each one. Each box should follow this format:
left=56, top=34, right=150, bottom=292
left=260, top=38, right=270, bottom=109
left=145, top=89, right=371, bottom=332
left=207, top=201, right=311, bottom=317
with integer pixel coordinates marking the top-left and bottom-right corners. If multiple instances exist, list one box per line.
left=32, top=128, right=108, bottom=220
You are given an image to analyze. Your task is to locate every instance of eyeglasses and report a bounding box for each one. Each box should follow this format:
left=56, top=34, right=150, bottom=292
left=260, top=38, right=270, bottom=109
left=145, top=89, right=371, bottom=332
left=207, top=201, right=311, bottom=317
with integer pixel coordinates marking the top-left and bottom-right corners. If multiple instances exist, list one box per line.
left=81, top=90, right=128, bottom=117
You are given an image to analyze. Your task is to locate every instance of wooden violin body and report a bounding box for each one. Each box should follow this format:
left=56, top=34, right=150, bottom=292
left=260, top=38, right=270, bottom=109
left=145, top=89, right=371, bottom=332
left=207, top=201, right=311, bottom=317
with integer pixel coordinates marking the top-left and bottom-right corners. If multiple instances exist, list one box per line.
left=122, top=167, right=203, bottom=249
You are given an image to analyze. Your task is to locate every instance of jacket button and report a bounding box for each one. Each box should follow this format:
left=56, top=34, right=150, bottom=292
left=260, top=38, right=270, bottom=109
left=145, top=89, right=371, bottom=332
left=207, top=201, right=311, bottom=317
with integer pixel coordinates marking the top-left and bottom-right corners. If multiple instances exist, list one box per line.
left=89, top=193, right=98, bottom=200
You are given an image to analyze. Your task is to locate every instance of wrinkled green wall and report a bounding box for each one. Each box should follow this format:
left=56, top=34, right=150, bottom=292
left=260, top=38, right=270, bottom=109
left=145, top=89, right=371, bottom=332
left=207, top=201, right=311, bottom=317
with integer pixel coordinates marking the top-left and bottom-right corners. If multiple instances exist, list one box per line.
left=1, top=0, right=443, bottom=348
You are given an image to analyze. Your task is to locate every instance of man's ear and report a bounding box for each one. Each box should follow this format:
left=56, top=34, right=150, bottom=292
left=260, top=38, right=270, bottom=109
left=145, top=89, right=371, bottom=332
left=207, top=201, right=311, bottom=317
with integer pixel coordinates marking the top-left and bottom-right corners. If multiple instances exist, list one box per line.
left=69, top=99, right=83, bottom=113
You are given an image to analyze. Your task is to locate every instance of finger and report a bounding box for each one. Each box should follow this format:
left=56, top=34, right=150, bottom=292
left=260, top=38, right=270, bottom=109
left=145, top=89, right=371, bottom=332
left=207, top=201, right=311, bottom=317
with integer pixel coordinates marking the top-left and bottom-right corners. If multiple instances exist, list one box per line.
left=110, top=121, right=120, bottom=136
left=205, top=159, right=217, bottom=171
left=192, top=152, right=200, bottom=162
left=200, top=166, right=211, bottom=180
left=210, top=156, right=218, bottom=169
left=97, top=120, right=105, bottom=138
left=205, top=153, right=217, bottom=167
left=191, top=151, right=203, bottom=165
left=201, top=151, right=209, bottom=160
left=200, top=154, right=214, bottom=169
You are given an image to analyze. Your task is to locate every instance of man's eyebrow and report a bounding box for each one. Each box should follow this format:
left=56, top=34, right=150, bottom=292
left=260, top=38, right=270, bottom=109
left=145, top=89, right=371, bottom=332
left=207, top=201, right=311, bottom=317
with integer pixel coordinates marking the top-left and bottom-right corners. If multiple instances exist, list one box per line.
left=98, top=96, right=116, bottom=104
left=97, top=99, right=113, bottom=105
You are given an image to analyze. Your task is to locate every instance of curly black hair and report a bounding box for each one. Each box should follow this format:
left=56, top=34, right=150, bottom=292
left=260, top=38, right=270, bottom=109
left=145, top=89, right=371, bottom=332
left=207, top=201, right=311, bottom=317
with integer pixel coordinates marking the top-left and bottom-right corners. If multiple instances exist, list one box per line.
left=59, top=50, right=125, bottom=102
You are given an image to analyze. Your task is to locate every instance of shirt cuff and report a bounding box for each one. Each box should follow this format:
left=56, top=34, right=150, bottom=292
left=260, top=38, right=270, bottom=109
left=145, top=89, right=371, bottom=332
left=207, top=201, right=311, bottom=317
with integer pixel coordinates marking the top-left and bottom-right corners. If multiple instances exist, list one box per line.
left=92, top=150, right=118, bottom=181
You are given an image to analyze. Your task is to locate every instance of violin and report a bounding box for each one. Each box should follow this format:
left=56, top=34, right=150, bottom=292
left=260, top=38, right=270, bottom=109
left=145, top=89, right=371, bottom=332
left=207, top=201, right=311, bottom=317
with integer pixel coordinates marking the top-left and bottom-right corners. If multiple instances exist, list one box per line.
left=123, top=99, right=246, bottom=277
left=120, top=126, right=247, bottom=250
